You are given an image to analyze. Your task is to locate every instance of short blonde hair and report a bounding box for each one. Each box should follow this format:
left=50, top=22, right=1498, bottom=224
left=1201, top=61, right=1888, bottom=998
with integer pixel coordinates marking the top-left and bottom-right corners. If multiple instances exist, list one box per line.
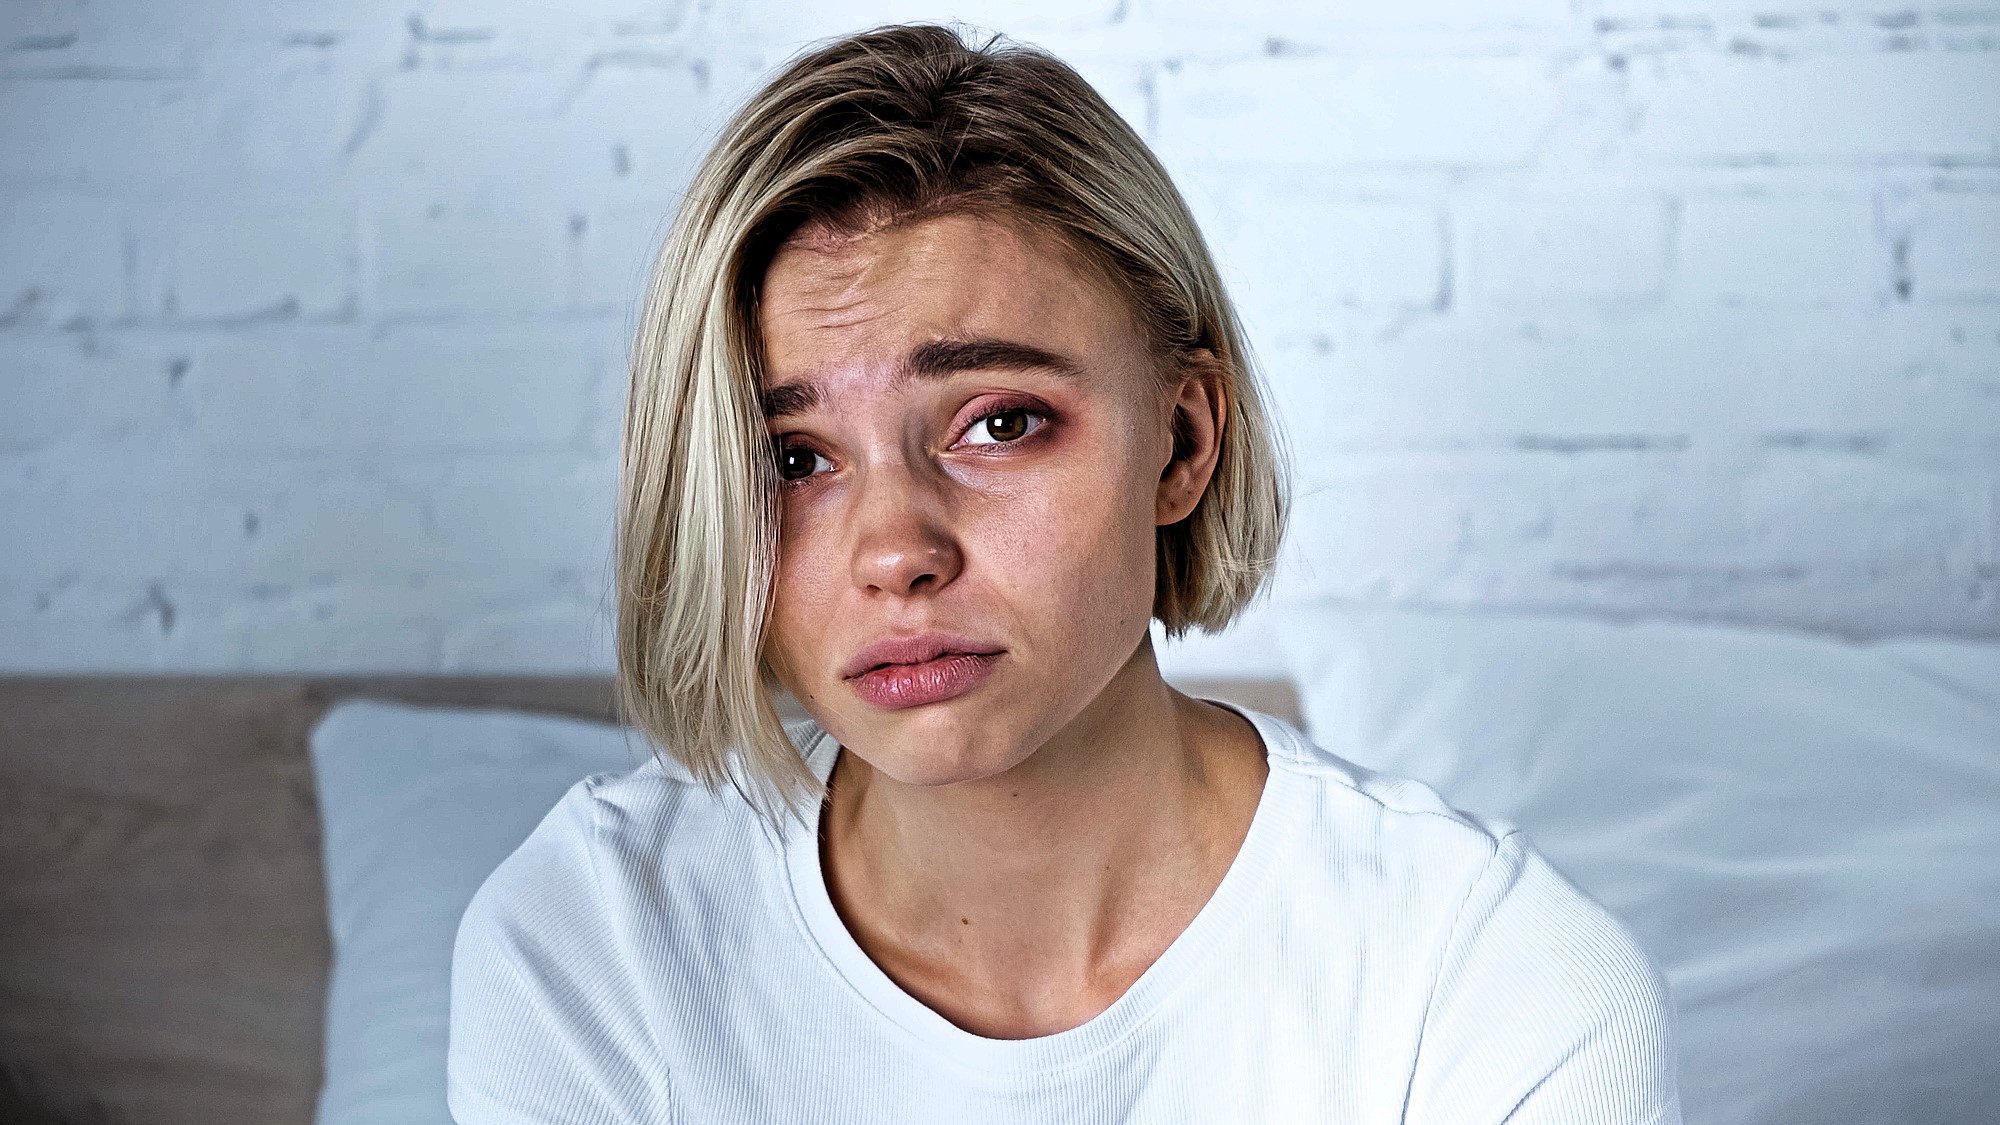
left=615, top=22, right=1289, bottom=818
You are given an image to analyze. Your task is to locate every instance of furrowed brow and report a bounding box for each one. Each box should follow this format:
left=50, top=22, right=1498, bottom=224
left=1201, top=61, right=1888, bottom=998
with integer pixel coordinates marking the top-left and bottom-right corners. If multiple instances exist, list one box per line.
left=760, top=336, right=1081, bottom=419
left=903, top=337, right=1086, bottom=383
left=760, top=381, right=820, bottom=419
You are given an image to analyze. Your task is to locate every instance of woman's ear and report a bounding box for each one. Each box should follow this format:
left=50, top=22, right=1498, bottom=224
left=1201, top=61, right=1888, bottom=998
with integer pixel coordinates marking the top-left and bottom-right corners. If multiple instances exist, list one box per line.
left=1156, top=348, right=1228, bottom=527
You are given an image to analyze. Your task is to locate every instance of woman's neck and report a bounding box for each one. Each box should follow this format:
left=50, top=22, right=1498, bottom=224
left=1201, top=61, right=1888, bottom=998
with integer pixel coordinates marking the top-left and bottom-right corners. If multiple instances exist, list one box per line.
left=819, top=644, right=1269, bottom=1039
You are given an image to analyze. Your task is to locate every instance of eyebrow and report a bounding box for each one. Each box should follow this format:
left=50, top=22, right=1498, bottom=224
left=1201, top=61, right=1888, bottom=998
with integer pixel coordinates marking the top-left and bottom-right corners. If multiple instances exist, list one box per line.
left=760, top=336, right=1085, bottom=419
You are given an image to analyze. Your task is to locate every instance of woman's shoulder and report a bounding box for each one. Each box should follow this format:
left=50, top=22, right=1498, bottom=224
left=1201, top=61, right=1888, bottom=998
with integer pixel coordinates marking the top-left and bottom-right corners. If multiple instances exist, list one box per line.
left=451, top=769, right=631, bottom=966
left=454, top=724, right=797, bottom=941
left=1251, top=711, right=1679, bottom=1121
left=578, top=715, right=834, bottom=809
left=1253, top=708, right=1524, bottom=870
left=473, top=733, right=799, bottom=905
left=448, top=765, right=682, bottom=1121
left=447, top=729, right=804, bottom=1117
left=1403, top=824, right=1681, bottom=1122
left=1257, top=709, right=1669, bottom=996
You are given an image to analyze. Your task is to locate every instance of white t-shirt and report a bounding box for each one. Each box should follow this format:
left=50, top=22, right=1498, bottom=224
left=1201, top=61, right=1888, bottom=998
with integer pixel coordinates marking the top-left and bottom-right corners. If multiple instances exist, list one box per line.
left=448, top=705, right=1682, bottom=1124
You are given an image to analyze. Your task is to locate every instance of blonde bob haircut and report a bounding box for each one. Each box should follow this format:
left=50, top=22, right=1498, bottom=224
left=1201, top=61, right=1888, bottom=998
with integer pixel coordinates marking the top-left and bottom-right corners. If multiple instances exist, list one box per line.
left=615, top=21, right=1289, bottom=820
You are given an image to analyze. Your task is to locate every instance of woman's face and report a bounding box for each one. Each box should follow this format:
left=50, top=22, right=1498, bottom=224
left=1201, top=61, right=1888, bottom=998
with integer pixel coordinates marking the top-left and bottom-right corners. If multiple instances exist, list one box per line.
left=757, top=212, right=1206, bottom=788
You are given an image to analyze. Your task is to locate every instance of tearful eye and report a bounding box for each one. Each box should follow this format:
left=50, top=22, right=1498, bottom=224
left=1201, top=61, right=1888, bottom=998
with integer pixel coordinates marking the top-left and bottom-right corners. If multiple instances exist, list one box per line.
left=963, top=408, right=1045, bottom=446
left=776, top=444, right=830, bottom=481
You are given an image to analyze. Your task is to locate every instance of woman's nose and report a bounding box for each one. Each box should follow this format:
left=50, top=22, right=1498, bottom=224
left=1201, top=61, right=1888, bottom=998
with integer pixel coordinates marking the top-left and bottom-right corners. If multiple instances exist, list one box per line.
left=848, top=468, right=964, bottom=598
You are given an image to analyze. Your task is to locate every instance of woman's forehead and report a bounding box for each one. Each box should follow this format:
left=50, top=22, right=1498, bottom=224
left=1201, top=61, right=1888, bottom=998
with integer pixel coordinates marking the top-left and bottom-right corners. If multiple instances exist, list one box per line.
left=757, top=213, right=1143, bottom=387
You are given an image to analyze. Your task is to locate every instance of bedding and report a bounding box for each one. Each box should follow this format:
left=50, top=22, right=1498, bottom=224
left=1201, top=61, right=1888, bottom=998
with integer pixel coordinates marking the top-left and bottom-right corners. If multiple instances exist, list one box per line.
left=1275, top=604, right=2000, bottom=1125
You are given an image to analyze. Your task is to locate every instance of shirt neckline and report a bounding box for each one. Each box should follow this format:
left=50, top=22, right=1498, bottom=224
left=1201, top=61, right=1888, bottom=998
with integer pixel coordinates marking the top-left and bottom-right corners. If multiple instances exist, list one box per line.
left=780, top=701, right=1313, bottom=1077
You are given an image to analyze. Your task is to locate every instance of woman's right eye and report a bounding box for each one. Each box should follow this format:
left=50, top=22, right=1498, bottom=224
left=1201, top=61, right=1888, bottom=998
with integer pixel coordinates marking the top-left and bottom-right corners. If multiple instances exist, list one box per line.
left=777, top=444, right=831, bottom=482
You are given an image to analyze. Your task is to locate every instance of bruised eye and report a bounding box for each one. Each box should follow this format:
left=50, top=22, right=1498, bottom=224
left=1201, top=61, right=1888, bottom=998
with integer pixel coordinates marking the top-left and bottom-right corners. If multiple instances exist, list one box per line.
left=962, top=408, right=1046, bottom=446
left=776, top=444, right=831, bottom=481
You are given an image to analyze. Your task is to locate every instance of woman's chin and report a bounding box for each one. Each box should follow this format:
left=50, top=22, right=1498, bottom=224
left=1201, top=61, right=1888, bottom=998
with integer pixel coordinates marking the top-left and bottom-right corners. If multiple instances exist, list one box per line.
left=812, top=670, right=1078, bottom=788
left=840, top=724, right=1038, bottom=790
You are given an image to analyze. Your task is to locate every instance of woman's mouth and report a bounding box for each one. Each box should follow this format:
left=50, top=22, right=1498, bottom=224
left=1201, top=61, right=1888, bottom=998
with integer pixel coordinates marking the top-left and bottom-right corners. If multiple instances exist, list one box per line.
left=840, top=636, right=1008, bottom=704
left=844, top=647, right=1003, bottom=711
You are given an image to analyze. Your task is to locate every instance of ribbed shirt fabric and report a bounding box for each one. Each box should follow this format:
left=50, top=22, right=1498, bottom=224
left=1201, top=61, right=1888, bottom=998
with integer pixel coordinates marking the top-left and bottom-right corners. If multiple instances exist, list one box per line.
left=447, top=705, right=1682, bottom=1124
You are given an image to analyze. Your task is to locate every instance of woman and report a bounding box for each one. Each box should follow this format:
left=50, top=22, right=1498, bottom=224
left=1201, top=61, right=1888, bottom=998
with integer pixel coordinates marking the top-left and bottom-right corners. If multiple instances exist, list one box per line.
left=448, top=23, right=1681, bottom=1124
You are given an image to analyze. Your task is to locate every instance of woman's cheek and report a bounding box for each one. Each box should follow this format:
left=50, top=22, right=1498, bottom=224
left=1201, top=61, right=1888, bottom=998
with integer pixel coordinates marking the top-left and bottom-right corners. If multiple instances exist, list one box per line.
left=771, top=501, right=843, bottom=657
left=777, top=482, right=849, bottom=574
left=980, top=465, right=1136, bottom=588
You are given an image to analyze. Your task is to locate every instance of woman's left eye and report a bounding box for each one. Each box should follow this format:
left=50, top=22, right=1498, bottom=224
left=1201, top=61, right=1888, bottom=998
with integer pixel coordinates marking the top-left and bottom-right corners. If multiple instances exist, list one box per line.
left=961, top=408, right=1047, bottom=446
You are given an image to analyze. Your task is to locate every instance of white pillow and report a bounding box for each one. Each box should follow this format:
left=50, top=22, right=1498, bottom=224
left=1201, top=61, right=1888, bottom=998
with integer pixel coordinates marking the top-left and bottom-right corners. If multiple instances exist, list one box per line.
left=1275, top=604, right=2000, bottom=1125
left=308, top=699, right=646, bottom=1125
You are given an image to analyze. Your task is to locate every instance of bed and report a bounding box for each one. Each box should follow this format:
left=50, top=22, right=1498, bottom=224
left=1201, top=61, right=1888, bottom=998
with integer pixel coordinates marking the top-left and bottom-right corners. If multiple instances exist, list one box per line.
left=4, top=605, right=1996, bottom=1124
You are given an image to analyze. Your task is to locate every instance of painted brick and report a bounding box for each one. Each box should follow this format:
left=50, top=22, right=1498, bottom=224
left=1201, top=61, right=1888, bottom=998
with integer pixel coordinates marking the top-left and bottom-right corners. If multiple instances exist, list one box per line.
left=1154, top=56, right=1559, bottom=168
left=0, top=78, right=209, bottom=185
left=394, top=4, right=582, bottom=70
left=1910, top=193, right=2000, bottom=301
left=1595, top=0, right=2000, bottom=19
left=559, top=62, right=716, bottom=192
left=0, top=616, right=156, bottom=670
left=1179, top=168, right=1445, bottom=341
left=350, top=62, right=708, bottom=197
left=187, top=328, right=602, bottom=450
left=1455, top=195, right=1672, bottom=304
left=1256, top=308, right=1996, bottom=449
left=0, top=38, right=194, bottom=85
left=1275, top=459, right=1563, bottom=602
left=581, top=344, right=630, bottom=455
left=1675, top=194, right=1880, bottom=304
left=0, top=339, right=177, bottom=454
left=164, top=591, right=447, bottom=671
left=0, top=480, right=238, bottom=586
left=442, top=603, right=616, bottom=672
left=421, top=459, right=619, bottom=573
left=0, top=192, right=128, bottom=325
left=235, top=475, right=439, bottom=583
left=713, top=0, right=1123, bottom=47
left=214, top=57, right=378, bottom=179
left=55, top=0, right=407, bottom=45
left=1548, top=463, right=1761, bottom=565
left=421, top=0, right=693, bottom=37
left=1628, top=52, right=2000, bottom=162
left=1738, top=457, right=1987, bottom=575
left=1146, top=0, right=1572, bottom=28
left=566, top=201, right=674, bottom=313
left=2, top=0, right=83, bottom=43
left=136, top=203, right=358, bottom=320
left=347, top=69, right=557, bottom=184
left=370, top=199, right=561, bottom=316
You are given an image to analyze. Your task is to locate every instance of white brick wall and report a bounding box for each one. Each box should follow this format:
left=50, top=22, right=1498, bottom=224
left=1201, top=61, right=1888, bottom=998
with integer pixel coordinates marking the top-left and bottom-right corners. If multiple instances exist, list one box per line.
left=2, top=0, right=1995, bottom=675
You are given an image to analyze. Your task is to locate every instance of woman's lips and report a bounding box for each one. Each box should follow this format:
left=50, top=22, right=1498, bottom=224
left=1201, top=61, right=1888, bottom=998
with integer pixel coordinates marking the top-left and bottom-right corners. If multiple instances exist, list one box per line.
left=847, top=651, right=1001, bottom=710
